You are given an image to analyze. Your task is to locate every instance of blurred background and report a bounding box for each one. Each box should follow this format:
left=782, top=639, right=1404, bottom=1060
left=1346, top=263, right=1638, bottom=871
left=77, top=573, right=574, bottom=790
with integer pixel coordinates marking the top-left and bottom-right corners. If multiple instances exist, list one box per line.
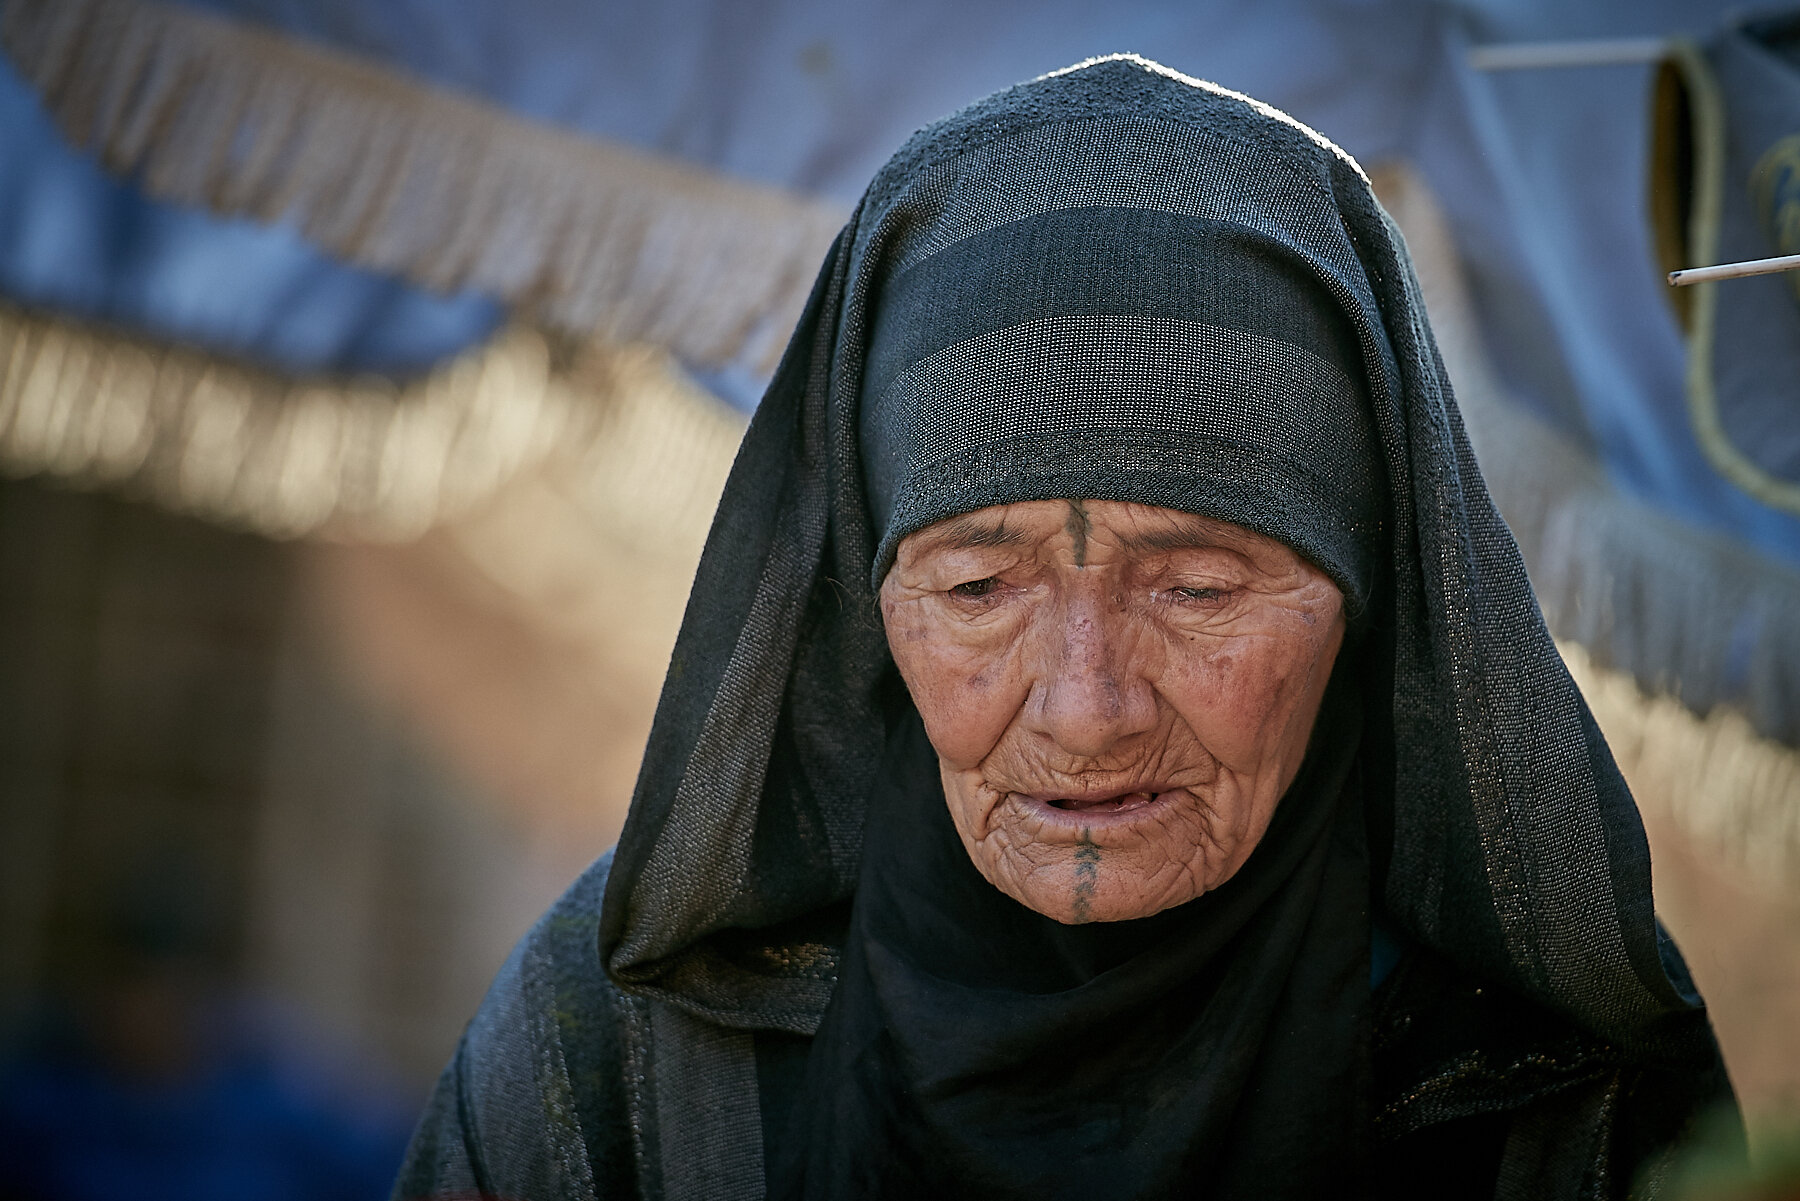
left=0, top=0, right=1796, bottom=1196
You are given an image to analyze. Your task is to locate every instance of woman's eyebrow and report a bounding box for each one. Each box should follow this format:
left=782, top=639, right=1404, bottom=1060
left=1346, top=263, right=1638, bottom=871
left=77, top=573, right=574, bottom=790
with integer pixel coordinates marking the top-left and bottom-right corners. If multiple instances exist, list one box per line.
left=917, top=515, right=1029, bottom=552
left=1116, top=520, right=1227, bottom=554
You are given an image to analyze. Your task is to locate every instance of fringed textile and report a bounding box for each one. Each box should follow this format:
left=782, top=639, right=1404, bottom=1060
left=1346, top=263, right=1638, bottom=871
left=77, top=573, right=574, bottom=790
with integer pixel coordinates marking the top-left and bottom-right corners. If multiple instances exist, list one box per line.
left=0, top=302, right=571, bottom=540
left=1562, top=641, right=1800, bottom=890
left=1373, top=164, right=1800, bottom=751
left=0, top=0, right=845, bottom=372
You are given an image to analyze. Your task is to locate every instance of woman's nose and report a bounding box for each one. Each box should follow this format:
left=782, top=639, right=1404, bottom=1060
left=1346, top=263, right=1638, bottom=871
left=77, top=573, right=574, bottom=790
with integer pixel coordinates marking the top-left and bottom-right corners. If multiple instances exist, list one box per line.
left=1025, top=587, right=1157, bottom=758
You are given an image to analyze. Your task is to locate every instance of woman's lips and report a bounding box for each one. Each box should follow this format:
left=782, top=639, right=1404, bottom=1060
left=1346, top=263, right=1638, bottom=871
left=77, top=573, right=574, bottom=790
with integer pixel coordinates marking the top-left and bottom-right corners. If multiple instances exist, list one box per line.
left=1002, top=789, right=1187, bottom=835
left=1047, top=790, right=1157, bottom=814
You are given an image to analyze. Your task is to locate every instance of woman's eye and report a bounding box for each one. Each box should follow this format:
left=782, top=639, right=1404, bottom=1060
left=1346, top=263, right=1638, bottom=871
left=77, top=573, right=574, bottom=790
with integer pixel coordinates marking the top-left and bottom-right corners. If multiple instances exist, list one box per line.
left=1169, top=586, right=1226, bottom=602
left=949, top=577, right=999, bottom=599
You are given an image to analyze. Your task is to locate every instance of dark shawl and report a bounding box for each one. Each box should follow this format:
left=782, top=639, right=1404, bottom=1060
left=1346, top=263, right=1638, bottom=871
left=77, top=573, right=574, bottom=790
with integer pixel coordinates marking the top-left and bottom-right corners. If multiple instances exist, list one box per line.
left=770, top=75, right=1395, bottom=1196
left=394, top=54, right=1730, bottom=1201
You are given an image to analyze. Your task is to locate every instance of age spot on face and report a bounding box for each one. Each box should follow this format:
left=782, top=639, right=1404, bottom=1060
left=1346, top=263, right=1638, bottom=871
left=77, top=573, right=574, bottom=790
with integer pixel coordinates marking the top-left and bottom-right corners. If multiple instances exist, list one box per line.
left=879, top=499, right=1345, bottom=924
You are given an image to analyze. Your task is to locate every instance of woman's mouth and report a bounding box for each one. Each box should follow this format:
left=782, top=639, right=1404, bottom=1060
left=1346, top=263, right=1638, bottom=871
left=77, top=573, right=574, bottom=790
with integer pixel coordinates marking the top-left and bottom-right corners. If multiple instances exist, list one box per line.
left=997, top=787, right=1191, bottom=839
left=1047, top=791, right=1158, bottom=814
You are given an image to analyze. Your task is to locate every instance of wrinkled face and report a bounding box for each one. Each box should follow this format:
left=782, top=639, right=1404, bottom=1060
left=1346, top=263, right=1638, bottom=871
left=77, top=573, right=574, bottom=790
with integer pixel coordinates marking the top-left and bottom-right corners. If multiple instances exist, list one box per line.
left=879, top=499, right=1345, bottom=924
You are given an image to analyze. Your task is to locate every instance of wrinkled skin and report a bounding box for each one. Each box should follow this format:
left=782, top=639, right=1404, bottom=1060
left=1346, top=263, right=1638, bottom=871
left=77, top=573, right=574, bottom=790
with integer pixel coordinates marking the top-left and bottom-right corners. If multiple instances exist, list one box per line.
left=879, top=499, right=1344, bottom=924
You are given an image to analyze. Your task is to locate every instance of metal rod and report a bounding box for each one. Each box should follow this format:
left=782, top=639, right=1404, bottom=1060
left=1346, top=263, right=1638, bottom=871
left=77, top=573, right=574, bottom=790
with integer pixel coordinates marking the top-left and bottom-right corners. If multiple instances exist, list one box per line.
left=1668, top=253, right=1800, bottom=287
left=1468, top=38, right=1667, bottom=71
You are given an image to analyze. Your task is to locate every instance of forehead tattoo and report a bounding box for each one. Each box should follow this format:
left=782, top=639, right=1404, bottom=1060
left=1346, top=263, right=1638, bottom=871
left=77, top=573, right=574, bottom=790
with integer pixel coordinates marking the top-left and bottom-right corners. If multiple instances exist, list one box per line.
left=914, top=502, right=1247, bottom=564
left=1064, top=499, right=1091, bottom=567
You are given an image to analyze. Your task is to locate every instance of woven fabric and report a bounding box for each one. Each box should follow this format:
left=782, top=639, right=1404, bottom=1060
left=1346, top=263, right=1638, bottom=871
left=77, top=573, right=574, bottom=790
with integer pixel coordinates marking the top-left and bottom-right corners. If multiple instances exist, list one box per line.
left=859, top=207, right=1383, bottom=609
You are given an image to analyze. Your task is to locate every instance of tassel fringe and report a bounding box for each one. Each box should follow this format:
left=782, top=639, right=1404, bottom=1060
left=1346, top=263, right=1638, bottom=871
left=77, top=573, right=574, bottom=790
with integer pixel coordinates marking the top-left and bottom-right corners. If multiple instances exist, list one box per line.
left=0, top=302, right=596, bottom=541
left=1561, top=641, right=1800, bottom=888
left=1372, top=164, right=1800, bottom=750
left=1372, top=164, right=1800, bottom=884
left=0, top=0, right=845, bottom=371
left=1368, top=166, right=1792, bottom=882
left=0, top=11, right=1790, bottom=879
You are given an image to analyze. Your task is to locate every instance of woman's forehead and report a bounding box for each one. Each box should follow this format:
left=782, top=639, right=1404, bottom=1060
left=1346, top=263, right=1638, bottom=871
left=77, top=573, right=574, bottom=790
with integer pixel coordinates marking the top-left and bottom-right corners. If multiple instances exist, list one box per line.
left=898, top=500, right=1298, bottom=560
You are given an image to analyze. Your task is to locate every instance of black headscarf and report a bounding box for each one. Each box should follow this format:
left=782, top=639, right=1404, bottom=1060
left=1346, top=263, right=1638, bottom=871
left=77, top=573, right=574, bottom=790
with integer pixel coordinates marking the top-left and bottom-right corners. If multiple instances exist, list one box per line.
left=599, top=54, right=1713, bottom=1198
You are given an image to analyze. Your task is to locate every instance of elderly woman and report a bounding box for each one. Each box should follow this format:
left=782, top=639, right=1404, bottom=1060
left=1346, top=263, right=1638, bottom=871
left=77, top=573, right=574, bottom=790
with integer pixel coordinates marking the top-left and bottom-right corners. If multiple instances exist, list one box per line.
left=394, top=55, right=1731, bottom=1200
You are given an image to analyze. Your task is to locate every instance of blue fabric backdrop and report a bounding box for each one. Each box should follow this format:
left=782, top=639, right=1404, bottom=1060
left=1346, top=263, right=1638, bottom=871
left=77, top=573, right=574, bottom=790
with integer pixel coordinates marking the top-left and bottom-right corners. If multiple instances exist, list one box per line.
left=3, top=0, right=1796, bottom=565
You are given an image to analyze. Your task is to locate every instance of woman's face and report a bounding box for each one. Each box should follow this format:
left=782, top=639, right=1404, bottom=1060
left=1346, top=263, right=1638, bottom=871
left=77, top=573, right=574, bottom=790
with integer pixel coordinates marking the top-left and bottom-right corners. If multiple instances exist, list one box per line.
left=880, top=499, right=1344, bottom=924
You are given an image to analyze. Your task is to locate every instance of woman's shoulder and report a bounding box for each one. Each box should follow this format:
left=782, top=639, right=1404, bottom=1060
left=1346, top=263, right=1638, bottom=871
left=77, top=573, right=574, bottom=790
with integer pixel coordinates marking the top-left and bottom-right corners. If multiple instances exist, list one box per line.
left=1372, top=941, right=1736, bottom=1199
left=391, top=849, right=644, bottom=1201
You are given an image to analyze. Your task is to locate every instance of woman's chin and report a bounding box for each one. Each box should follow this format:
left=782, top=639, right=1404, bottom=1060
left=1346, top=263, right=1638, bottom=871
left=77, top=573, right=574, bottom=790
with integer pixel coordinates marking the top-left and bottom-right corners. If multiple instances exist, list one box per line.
left=953, top=788, right=1256, bottom=923
left=974, top=843, right=1218, bottom=925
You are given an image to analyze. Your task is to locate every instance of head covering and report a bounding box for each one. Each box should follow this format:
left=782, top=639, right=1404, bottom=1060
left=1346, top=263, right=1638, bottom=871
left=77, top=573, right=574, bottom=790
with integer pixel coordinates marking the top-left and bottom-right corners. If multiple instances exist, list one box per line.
left=858, top=203, right=1385, bottom=610
left=600, top=54, right=1715, bottom=1198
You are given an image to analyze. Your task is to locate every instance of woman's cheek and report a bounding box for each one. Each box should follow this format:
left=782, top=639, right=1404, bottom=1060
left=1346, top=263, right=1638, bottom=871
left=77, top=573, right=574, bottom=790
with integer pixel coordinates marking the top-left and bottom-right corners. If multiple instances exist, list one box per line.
left=907, top=643, right=1013, bottom=768
left=888, top=590, right=1041, bottom=769
left=884, top=598, right=1017, bottom=756
left=1158, top=636, right=1288, bottom=768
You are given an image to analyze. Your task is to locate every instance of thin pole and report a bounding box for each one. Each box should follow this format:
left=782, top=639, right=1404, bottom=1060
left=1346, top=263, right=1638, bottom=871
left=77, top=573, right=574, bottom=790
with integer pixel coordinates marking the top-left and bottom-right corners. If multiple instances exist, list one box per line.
left=1668, top=253, right=1800, bottom=287
left=1468, top=38, right=1667, bottom=71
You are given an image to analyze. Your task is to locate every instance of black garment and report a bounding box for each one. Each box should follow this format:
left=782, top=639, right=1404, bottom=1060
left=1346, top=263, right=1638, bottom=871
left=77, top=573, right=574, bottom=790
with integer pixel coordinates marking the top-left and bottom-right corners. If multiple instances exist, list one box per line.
left=388, top=853, right=1729, bottom=1201
left=771, top=669, right=1372, bottom=1199
left=757, top=933, right=1719, bottom=1200
left=394, top=54, right=1735, bottom=1201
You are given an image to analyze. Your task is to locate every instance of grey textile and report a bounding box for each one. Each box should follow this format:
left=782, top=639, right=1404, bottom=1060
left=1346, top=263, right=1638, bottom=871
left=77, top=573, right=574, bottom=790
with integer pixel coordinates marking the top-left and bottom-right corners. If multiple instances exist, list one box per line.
left=858, top=208, right=1384, bottom=609
left=396, top=55, right=1729, bottom=1200
left=392, top=854, right=1716, bottom=1198
left=392, top=851, right=635, bottom=1200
